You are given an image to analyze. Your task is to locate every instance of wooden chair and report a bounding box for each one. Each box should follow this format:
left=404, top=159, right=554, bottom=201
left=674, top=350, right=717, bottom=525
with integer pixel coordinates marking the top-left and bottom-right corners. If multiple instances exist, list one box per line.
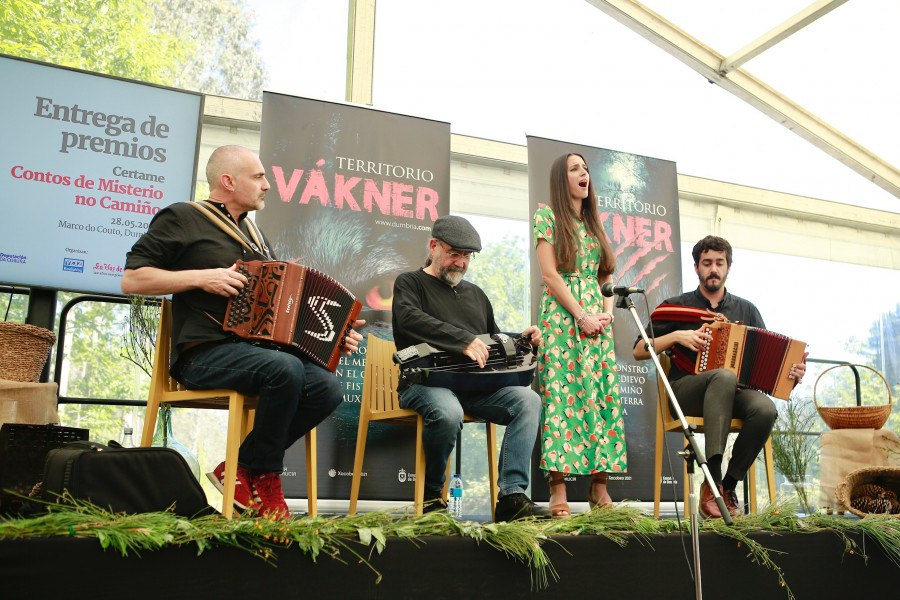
left=141, top=299, right=317, bottom=519
left=349, top=334, right=499, bottom=518
left=652, top=353, right=776, bottom=519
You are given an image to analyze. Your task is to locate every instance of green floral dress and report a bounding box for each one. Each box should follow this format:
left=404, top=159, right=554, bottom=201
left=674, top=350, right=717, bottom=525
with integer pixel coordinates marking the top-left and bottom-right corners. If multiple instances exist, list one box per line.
left=532, top=205, right=627, bottom=475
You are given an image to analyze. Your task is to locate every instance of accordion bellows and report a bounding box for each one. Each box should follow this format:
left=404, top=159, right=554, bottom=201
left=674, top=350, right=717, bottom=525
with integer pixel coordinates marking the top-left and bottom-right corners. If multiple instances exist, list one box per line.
left=224, top=260, right=362, bottom=372
left=696, top=321, right=806, bottom=401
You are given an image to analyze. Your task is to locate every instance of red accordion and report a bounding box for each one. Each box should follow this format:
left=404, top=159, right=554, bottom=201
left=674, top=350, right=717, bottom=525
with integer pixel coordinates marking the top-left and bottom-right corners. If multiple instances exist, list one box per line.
left=224, top=260, right=362, bottom=372
left=696, top=321, right=806, bottom=401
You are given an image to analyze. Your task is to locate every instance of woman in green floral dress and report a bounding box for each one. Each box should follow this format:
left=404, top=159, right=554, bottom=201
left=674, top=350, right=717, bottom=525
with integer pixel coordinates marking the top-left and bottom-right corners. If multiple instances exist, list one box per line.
left=533, top=152, right=627, bottom=517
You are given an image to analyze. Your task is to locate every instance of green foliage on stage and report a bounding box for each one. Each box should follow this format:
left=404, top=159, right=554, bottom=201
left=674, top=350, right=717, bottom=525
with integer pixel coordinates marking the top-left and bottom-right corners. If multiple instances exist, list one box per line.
left=0, top=0, right=266, bottom=99
left=5, top=497, right=900, bottom=600
left=121, top=296, right=160, bottom=378
left=771, top=399, right=821, bottom=514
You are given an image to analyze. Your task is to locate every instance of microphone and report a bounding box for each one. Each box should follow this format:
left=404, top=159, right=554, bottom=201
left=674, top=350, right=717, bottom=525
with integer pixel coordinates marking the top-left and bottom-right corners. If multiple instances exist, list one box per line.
left=601, top=282, right=645, bottom=297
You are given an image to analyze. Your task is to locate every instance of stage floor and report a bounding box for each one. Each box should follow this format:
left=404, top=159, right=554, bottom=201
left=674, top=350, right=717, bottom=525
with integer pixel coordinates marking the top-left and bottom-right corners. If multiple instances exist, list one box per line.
left=1, top=527, right=895, bottom=599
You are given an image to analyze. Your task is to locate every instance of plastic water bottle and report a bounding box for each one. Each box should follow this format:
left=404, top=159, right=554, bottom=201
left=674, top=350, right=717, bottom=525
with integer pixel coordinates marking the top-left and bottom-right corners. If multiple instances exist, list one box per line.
left=120, top=426, right=135, bottom=448
left=448, top=474, right=463, bottom=518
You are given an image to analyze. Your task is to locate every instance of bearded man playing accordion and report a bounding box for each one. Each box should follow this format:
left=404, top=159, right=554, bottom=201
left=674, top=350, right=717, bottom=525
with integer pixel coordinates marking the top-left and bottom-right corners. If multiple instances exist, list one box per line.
left=633, top=235, right=806, bottom=519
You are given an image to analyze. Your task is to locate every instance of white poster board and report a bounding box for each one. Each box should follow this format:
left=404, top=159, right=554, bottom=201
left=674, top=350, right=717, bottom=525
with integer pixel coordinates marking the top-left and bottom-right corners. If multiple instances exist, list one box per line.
left=0, top=55, right=202, bottom=294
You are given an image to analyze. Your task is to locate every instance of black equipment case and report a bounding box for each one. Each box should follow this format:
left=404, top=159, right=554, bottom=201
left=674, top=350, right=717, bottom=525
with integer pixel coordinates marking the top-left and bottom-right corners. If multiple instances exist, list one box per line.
left=42, top=441, right=211, bottom=517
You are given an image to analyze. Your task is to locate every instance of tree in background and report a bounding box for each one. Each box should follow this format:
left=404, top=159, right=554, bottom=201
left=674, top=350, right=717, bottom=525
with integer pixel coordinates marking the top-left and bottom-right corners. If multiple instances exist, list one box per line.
left=1, top=0, right=190, bottom=85
left=1, top=0, right=266, bottom=99
left=149, top=0, right=267, bottom=100
left=862, top=304, right=900, bottom=390
left=2, top=0, right=265, bottom=504
left=847, top=304, right=900, bottom=433
left=454, top=235, right=529, bottom=515
left=54, top=294, right=147, bottom=440
left=0, top=290, right=29, bottom=323
left=464, top=234, right=530, bottom=333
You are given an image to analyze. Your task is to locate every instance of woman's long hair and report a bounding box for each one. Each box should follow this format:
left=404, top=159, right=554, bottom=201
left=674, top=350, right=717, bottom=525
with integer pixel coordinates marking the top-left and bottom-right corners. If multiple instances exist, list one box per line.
left=547, top=153, right=615, bottom=277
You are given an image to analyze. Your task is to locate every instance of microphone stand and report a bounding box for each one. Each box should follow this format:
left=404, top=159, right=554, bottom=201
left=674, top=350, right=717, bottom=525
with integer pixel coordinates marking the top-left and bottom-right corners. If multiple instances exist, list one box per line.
left=614, top=292, right=733, bottom=600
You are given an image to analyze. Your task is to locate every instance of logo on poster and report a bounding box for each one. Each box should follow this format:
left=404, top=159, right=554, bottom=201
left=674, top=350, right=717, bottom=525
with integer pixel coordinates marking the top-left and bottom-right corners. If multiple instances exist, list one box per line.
left=63, top=257, right=84, bottom=273
left=0, top=253, right=27, bottom=264
left=397, top=468, right=416, bottom=483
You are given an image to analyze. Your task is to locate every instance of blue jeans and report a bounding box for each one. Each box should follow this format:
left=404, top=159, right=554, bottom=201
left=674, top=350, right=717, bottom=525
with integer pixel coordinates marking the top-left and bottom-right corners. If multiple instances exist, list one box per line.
left=177, top=341, right=342, bottom=473
left=399, top=383, right=541, bottom=498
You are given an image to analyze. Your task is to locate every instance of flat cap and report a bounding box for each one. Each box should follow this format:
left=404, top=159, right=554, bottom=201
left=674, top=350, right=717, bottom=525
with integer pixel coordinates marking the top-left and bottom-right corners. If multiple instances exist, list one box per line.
left=432, top=215, right=482, bottom=252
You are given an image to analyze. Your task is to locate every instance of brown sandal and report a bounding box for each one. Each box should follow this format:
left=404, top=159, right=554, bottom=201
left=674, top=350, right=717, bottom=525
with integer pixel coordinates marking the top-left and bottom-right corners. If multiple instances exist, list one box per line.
left=548, top=474, right=571, bottom=518
left=588, top=472, right=612, bottom=510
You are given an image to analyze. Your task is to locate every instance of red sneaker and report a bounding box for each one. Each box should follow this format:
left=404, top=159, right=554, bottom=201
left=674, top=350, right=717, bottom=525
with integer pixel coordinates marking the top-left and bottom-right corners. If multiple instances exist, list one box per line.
left=251, top=472, right=290, bottom=519
left=206, top=461, right=258, bottom=510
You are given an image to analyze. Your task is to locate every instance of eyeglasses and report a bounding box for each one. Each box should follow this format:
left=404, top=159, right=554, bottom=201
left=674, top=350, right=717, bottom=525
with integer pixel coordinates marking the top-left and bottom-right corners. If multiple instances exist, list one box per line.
left=439, top=242, right=476, bottom=261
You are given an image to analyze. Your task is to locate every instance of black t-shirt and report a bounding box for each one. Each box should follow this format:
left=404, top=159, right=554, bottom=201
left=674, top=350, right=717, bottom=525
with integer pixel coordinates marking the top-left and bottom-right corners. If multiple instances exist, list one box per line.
left=124, top=201, right=272, bottom=367
left=637, top=287, right=765, bottom=381
left=391, top=268, right=499, bottom=354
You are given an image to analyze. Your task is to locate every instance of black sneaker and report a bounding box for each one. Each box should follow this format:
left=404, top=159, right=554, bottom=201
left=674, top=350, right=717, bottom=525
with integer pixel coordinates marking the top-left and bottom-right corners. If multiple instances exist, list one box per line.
left=494, top=493, right=552, bottom=522
left=422, top=489, right=447, bottom=514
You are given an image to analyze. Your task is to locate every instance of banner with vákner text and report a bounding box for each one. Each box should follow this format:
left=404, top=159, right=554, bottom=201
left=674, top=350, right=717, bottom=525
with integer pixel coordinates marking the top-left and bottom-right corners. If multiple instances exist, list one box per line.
left=257, top=92, right=450, bottom=501
left=0, top=55, right=202, bottom=295
left=527, top=136, right=683, bottom=503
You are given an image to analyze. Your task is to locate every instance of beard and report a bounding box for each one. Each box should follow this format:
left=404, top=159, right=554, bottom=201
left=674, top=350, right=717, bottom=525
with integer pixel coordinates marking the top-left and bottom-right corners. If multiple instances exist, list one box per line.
left=702, top=274, right=725, bottom=292
left=438, top=264, right=466, bottom=286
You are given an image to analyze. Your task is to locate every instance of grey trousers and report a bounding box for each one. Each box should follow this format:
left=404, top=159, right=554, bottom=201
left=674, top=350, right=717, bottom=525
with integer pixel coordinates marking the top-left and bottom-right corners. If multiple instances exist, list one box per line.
left=670, top=369, right=777, bottom=481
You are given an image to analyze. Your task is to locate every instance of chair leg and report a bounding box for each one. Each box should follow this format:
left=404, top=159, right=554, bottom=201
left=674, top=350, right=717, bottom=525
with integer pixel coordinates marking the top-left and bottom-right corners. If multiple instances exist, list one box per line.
left=305, top=428, right=317, bottom=517
left=414, top=415, right=425, bottom=516
left=485, top=423, right=498, bottom=521
left=653, top=424, right=665, bottom=519
left=348, top=411, right=371, bottom=516
left=221, top=395, right=245, bottom=520
left=241, top=407, right=255, bottom=441
left=748, top=462, right=758, bottom=513
left=764, top=437, right=776, bottom=506
left=140, top=399, right=161, bottom=447
left=442, top=457, right=452, bottom=498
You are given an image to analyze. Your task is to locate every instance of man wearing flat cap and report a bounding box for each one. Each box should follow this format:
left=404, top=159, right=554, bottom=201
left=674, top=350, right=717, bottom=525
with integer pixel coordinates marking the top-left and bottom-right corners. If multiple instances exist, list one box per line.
left=392, top=215, right=551, bottom=521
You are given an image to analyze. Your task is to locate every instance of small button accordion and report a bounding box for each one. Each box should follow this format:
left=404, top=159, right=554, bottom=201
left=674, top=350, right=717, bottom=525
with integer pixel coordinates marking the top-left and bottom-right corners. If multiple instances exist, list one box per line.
left=224, top=260, right=362, bottom=372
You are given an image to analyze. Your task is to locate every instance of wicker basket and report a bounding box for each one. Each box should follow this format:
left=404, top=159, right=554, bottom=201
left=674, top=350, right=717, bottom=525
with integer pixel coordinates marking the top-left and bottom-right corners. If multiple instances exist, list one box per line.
left=0, top=322, right=57, bottom=383
left=835, top=466, right=900, bottom=517
left=813, top=364, right=893, bottom=430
